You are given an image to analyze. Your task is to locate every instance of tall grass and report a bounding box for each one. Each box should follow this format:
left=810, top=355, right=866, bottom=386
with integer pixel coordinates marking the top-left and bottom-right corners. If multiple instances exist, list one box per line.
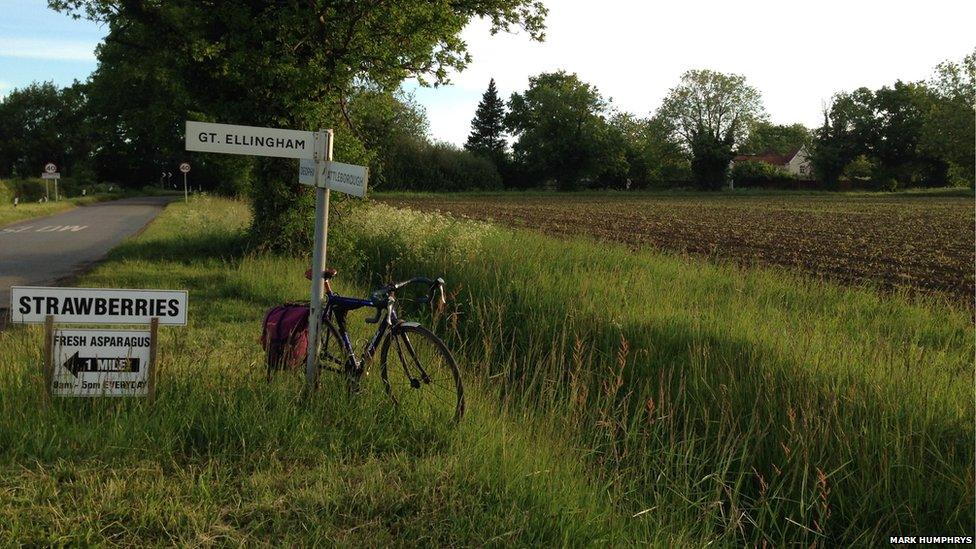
left=1, top=196, right=971, bottom=545
left=336, top=201, right=974, bottom=545
left=0, top=197, right=634, bottom=545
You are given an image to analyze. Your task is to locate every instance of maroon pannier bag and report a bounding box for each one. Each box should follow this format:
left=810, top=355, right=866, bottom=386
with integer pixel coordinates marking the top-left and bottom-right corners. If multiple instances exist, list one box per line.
left=261, top=303, right=310, bottom=375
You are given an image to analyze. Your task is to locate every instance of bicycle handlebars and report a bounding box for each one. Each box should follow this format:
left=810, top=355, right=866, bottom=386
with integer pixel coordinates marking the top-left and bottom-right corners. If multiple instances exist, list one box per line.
left=364, top=277, right=445, bottom=324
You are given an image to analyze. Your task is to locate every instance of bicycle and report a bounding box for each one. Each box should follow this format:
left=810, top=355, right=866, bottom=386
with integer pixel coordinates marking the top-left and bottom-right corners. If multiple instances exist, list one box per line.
left=296, top=267, right=464, bottom=423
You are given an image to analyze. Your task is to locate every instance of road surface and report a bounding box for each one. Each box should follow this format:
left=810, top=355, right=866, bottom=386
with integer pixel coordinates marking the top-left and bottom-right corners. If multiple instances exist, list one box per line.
left=0, top=196, right=175, bottom=312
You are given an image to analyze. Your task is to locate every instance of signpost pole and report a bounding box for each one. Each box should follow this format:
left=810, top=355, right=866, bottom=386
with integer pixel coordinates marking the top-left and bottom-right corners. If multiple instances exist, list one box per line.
left=45, top=181, right=49, bottom=201
left=54, top=178, right=59, bottom=201
left=148, top=317, right=159, bottom=403
left=183, top=172, right=188, bottom=202
left=42, top=315, right=54, bottom=403
left=305, top=129, right=333, bottom=392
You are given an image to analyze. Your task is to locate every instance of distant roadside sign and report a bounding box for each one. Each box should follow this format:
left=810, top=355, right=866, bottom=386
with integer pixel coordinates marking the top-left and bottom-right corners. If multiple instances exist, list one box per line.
left=185, top=121, right=319, bottom=159
left=51, top=328, right=151, bottom=396
left=41, top=172, right=60, bottom=180
left=179, top=162, right=191, bottom=173
left=10, top=286, right=188, bottom=325
left=44, top=162, right=57, bottom=174
left=299, top=158, right=369, bottom=197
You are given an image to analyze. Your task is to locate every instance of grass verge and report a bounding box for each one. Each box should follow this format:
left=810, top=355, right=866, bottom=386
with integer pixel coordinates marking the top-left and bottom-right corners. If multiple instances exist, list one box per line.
left=1, top=196, right=971, bottom=545
left=0, top=197, right=636, bottom=545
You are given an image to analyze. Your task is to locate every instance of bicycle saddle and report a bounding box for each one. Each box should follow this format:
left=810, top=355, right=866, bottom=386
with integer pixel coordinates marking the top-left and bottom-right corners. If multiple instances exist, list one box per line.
left=304, top=267, right=338, bottom=280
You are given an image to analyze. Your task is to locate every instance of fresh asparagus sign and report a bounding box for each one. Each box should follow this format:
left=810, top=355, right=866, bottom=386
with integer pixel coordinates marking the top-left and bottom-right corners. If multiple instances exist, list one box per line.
left=52, top=328, right=151, bottom=396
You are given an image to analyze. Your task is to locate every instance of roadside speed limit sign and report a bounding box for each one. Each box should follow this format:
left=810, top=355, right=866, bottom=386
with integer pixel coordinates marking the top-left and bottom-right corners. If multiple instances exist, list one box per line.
left=179, top=162, right=191, bottom=173
left=45, top=162, right=57, bottom=174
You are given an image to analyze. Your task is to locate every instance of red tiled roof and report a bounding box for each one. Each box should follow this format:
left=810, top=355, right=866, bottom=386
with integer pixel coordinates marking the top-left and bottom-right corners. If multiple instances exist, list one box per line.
left=733, top=146, right=803, bottom=166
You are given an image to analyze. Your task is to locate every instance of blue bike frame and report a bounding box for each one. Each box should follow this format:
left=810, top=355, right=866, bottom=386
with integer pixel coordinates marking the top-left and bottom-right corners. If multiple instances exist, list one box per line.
left=323, top=293, right=398, bottom=369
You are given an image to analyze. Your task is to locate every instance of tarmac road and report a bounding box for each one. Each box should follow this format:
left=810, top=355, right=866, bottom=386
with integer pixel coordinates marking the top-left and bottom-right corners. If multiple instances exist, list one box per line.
left=0, top=196, right=175, bottom=313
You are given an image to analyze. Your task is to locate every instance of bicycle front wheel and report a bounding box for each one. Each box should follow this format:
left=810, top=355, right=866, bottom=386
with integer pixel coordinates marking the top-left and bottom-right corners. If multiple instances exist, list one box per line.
left=380, top=323, right=464, bottom=423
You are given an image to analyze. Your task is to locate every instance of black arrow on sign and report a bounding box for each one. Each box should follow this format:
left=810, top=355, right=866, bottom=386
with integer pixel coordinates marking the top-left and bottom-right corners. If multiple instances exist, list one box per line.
left=62, top=352, right=141, bottom=378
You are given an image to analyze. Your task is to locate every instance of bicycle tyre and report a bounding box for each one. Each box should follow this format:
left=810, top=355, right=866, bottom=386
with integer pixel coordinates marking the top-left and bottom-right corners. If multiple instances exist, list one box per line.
left=380, top=323, right=464, bottom=422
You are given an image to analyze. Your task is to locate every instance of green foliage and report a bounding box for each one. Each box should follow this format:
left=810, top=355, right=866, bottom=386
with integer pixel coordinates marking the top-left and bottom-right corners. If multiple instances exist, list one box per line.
left=506, top=71, right=615, bottom=190
left=0, top=82, right=92, bottom=179
left=742, top=122, right=810, bottom=155
left=921, top=49, right=975, bottom=186
left=731, top=159, right=796, bottom=186
left=689, top=132, right=735, bottom=190
left=346, top=88, right=430, bottom=191
left=657, top=70, right=766, bottom=190
left=465, top=79, right=508, bottom=167
left=51, top=0, right=547, bottom=251
left=812, top=50, right=975, bottom=189
left=385, top=139, right=503, bottom=192
left=640, top=116, right=692, bottom=185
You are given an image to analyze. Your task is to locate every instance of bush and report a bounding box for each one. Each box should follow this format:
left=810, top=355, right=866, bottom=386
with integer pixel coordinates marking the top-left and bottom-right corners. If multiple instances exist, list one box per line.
left=731, top=160, right=797, bottom=187
left=1, top=178, right=49, bottom=202
left=385, top=138, right=502, bottom=191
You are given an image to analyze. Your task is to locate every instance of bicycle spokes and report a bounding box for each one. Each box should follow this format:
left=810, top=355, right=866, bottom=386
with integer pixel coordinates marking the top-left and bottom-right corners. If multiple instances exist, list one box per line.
left=383, top=325, right=464, bottom=423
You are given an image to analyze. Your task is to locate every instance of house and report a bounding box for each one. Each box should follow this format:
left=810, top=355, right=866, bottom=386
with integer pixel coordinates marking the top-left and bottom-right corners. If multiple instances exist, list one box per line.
left=732, top=145, right=813, bottom=178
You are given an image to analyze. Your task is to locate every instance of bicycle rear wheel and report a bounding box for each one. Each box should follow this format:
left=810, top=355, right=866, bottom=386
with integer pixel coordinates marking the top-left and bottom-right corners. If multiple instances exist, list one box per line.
left=380, top=323, right=464, bottom=423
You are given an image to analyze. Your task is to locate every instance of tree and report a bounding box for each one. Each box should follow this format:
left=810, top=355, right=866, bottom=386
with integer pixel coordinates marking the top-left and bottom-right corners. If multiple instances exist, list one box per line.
left=922, top=49, right=975, bottom=185
left=657, top=70, right=765, bottom=190
left=810, top=89, right=874, bottom=187
left=811, top=80, right=958, bottom=189
left=600, top=112, right=690, bottom=189
left=870, top=81, right=946, bottom=187
left=345, top=88, right=429, bottom=191
left=505, top=71, right=613, bottom=190
left=52, top=0, right=547, bottom=253
left=0, top=81, right=92, bottom=178
left=465, top=79, right=507, bottom=166
left=641, top=115, right=691, bottom=184
left=741, top=122, right=810, bottom=155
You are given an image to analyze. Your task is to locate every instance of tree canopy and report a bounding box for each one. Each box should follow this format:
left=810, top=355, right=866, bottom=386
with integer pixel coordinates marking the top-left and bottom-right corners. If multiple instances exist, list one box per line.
left=506, top=71, right=614, bottom=190
left=810, top=50, right=974, bottom=189
left=741, top=122, right=810, bottom=156
left=657, top=70, right=765, bottom=189
left=49, top=0, right=547, bottom=252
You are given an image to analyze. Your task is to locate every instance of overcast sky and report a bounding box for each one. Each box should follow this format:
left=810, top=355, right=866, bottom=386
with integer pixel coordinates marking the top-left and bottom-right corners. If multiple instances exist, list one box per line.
left=2, top=0, right=973, bottom=145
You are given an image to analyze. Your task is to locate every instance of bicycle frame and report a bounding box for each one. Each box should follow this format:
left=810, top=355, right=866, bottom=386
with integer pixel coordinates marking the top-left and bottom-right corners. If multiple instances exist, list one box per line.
left=320, top=293, right=398, bottom=374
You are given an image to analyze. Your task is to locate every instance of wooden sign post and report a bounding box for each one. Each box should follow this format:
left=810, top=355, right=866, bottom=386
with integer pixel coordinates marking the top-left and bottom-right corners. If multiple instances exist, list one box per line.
left=185, top=120, right=368, bottom=393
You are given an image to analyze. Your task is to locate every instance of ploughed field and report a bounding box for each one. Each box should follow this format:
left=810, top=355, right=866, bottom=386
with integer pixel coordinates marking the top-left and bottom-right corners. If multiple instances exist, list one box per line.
left=382, top=191, right=975, bottom=303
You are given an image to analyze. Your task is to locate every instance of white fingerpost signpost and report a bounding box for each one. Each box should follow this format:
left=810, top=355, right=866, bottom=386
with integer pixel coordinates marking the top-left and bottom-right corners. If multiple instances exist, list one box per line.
left=179, top=162, right=191, bottom=202
left=185, top=120, right=368, bottom=391
left=9, top=286, right=188, bottom=400
left=42, top=162, right=60, bottom=201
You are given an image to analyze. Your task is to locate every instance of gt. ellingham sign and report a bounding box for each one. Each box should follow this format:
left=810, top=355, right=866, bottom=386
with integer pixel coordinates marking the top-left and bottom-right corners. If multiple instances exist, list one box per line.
left=185, top=121, right=317, bottom=159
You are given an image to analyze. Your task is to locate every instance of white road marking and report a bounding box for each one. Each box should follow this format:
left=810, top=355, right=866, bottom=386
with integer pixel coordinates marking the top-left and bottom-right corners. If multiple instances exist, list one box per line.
left=2, top=225, right=88, bottom=234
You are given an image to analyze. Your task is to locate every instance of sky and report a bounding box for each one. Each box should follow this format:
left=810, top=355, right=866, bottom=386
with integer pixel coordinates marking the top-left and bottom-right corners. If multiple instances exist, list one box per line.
left=2, top=0, right=974, bottom=145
